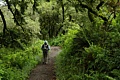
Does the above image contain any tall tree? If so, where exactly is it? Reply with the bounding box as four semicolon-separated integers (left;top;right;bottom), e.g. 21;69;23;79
56;0;65;34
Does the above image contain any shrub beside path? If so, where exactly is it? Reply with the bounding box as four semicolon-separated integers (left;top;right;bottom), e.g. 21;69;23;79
28;46;61;80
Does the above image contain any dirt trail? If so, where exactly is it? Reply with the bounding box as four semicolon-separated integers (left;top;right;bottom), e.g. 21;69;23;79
28;46;61;80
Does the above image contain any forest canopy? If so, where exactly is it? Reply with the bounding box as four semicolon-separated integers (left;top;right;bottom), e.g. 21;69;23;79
0;0;120;80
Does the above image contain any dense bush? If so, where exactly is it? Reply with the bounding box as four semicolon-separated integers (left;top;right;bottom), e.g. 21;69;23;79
50;21;80;47
56;21;120;80
0;40;43;80
0;27;36;49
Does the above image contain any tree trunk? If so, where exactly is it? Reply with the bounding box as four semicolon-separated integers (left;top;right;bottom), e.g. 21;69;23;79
62;2;65;22
56;0;65;35
46;0;50;2
0;9;7;36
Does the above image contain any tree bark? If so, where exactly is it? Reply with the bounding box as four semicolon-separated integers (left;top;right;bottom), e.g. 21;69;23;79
33;0;36;14
46;0;50;2
62;2;65;22
0;9;7;36
56;0;65;35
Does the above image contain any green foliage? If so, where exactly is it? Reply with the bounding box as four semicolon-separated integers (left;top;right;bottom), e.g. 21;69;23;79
1;0;120;80
56;12;120;79
0;40;43;80
37;1;60;39
0;27;34;49
50;22;79;47
0;5;40;49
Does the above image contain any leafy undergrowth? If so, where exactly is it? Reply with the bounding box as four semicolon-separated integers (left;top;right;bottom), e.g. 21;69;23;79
56;24;120;80
0;40;43;80
49;22;80;47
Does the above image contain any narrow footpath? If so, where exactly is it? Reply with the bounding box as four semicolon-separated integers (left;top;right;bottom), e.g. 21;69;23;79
28;46;61;80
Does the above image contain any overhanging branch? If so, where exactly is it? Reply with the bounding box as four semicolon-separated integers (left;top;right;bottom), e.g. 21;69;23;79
5;0;24;31
78;1;108;22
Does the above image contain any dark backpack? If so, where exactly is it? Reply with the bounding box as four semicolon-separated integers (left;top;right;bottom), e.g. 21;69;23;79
42;44;49;51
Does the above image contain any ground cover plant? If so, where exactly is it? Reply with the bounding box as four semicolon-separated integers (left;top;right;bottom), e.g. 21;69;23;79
0;40;43;80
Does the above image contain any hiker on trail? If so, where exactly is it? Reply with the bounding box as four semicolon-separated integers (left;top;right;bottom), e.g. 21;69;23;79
41;40;50;64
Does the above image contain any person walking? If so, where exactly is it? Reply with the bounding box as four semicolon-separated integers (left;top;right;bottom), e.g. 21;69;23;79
41;40;50;64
